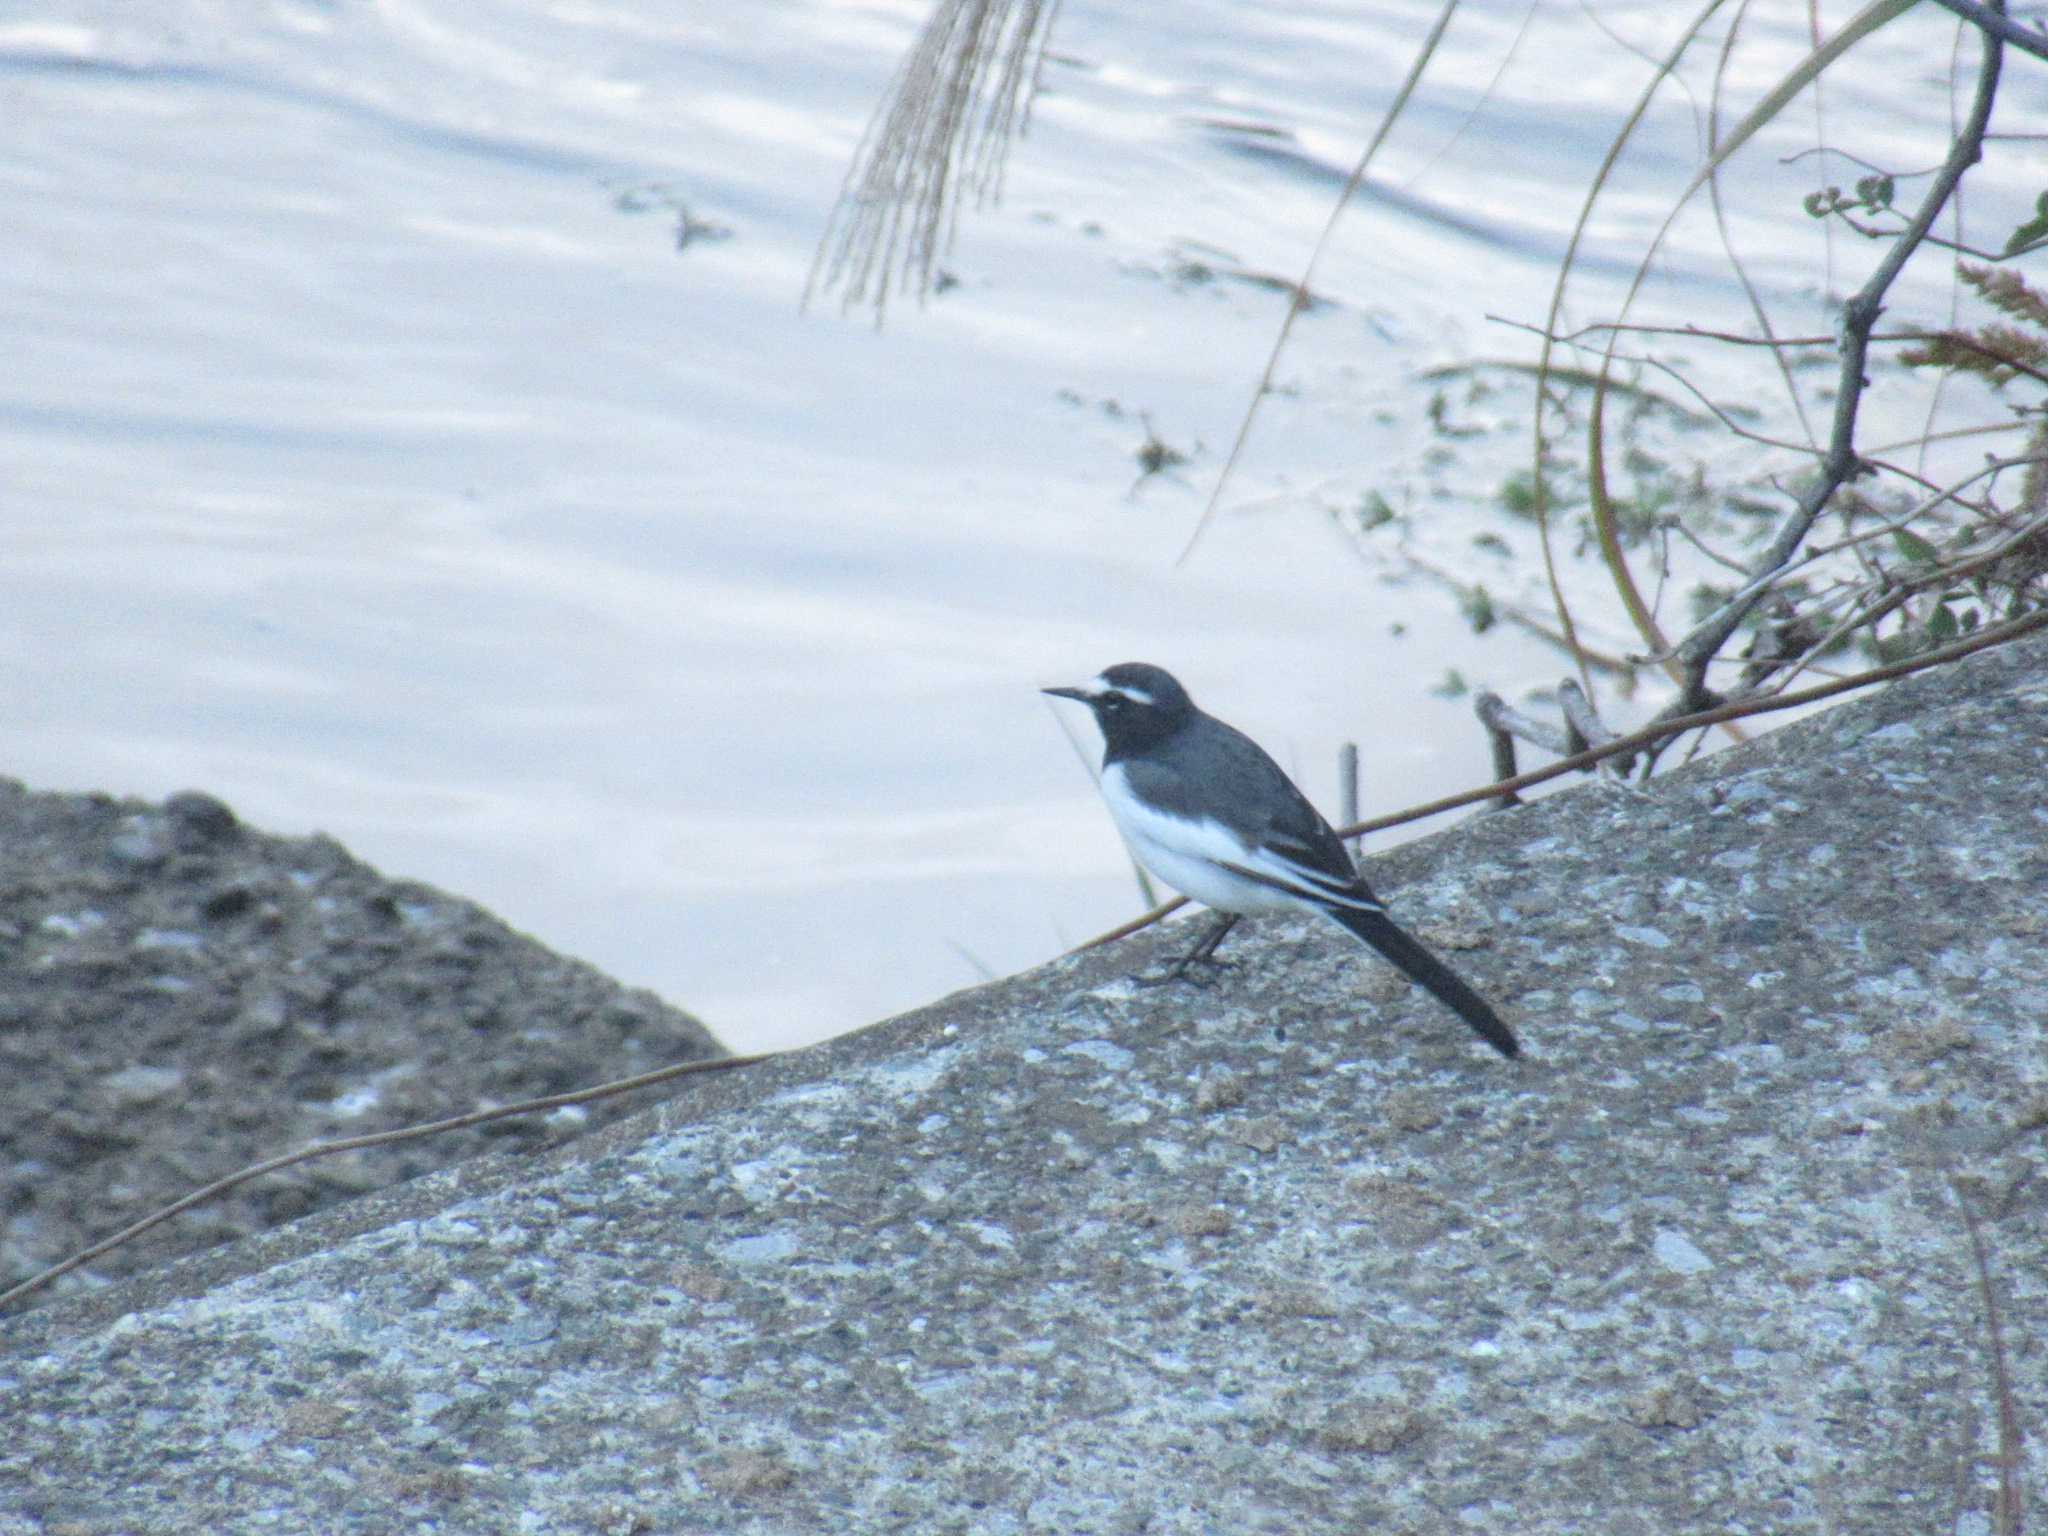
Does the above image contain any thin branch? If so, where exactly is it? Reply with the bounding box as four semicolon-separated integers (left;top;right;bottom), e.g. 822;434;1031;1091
1636;453;2042;665
1174;0;1461;565
1475;691;1574;757
1759;580;1917;696
1499;315;2048;386
1558;679;1635;774
1799;454;2045;562
1535;0;1731;695
1925;0;2048;63
1668;514;1754;574
1824;207;2048;265
1950;1178;2027;1534
1708;0;1820;446
1672;14;2007;704
1489;315;1825;453
1778;144;1948;177
0;1051;773;1314
1762;498;2048;695
1396;548;1639;676
1630;351;1823;455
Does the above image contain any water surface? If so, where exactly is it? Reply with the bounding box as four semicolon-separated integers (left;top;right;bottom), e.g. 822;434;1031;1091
3;0;2037;1046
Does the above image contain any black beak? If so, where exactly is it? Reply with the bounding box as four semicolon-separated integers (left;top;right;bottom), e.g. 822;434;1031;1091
1041;685;1093;703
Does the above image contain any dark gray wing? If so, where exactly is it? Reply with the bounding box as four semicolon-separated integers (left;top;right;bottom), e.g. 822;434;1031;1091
1132;717;1376;898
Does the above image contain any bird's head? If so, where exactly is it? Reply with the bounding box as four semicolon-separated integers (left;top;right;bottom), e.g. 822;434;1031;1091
1042;662;1195;753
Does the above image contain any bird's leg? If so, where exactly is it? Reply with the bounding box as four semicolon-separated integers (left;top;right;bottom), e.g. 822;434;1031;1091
1136;913;1242;987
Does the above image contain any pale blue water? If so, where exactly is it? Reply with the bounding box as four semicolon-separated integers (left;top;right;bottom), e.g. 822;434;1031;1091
3;1;2039;1047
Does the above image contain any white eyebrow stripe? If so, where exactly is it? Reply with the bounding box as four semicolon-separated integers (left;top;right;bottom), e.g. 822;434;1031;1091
1091;676;1157;705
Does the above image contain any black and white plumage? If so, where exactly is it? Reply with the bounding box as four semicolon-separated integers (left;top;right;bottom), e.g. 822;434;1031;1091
1045;662;1518;1059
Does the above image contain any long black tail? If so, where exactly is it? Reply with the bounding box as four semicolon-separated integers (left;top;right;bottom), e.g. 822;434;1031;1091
1324;906;1519;1058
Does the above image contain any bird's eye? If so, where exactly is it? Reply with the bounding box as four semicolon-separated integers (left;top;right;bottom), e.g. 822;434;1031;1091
1101;695;1123;711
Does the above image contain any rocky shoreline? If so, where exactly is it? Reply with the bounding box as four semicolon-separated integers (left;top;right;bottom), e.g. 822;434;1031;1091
0;781;722;1298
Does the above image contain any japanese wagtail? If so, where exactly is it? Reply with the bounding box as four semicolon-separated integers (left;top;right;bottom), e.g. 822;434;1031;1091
1044;662;1518;1058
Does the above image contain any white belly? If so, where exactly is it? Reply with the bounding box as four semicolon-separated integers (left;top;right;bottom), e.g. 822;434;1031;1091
1100;762;1304;916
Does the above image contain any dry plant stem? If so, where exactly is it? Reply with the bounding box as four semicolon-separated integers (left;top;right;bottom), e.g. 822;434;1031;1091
1075;605;2048;954
1951;1178;2028;1535
1396;549;1637;676
1476;699;1524;806
1927;0;2048;62
1797;454;2043;563
1523;319;2048;388
0;1051;773;1314
805;0;1060;322
1173;0;1460;566
1672;13;2006;707
1398;0;1542;188
1643;452;2046;676
1532;0;1731;695
1475;691;1574;757
1762;499;2048;697
1477;682;1634;784
1558;679;1634;774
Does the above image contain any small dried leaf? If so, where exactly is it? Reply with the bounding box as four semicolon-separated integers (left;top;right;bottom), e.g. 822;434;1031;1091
1892;528;1939;564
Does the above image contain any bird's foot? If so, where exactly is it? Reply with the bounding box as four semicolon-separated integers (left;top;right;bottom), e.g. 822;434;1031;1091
1132;955;1237;990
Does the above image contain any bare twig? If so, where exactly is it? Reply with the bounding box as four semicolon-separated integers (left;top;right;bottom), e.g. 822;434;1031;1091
1629;349;1823;456
1558;679;1636;775
1534;0;1731;694
1338;742;1361;843
1761;497;2048;695
1925;0;2048;63
1668;514;1754;574
1475;691;1574;757
1635;453;2047;676
1797;455;2044;563
1396;548;1640;677
1950;1177;2027;1534
1174;0;1461;565
0;1051;773;1314
1499;317;2048;392
1672;13;2007;706
1474;695;1525;805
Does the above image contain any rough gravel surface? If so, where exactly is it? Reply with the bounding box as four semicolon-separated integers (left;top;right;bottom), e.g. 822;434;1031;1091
1;634;2044;1535
0;781;722;1297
